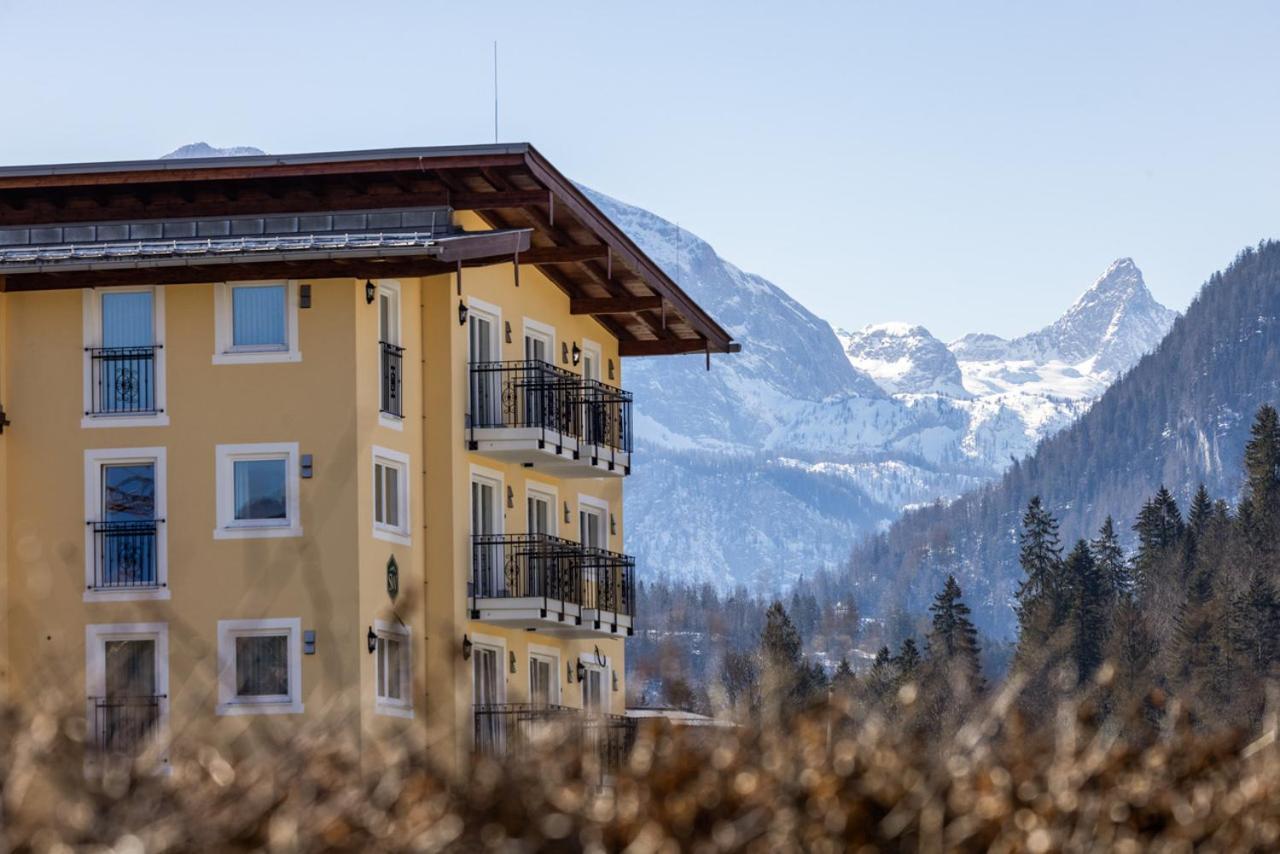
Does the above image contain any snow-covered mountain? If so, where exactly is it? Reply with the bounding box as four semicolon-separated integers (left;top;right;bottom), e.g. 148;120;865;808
836;323;969;397
589;188;1177;591
161;142;266;159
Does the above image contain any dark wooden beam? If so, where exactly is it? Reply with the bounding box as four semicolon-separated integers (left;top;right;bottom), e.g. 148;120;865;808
619;337;714;357
570;296;663;315
519;245;610;264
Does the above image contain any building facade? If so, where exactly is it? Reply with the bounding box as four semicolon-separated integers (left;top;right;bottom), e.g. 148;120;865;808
0;145;735;766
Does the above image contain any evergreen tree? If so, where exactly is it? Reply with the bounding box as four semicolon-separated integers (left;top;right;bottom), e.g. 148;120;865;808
1188;484;1214;535
1063;539;1108;685
865;646;895;705
760;600;802;673
1245;404;1280;516
925;575;984;686
1132;486;1184;595
894;637;921;684
1015;497;1066;649
832;657;857;696
1090;516;1130;601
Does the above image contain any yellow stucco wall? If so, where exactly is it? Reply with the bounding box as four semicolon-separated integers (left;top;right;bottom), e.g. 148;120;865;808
0;221;630;761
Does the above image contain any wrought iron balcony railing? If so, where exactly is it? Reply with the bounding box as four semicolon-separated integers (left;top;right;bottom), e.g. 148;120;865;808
468;359;583;441
581;378;634;458
473;703;637;778
86;346;161;416
380;341;404;418
471;533;583;605
88;519;162;590
580;546;637;619
90;694;163;755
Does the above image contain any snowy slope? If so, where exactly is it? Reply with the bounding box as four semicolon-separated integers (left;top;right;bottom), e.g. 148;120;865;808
590;186;1176;591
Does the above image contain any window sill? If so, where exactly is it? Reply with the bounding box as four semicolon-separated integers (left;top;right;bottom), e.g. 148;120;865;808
214;525;303;540
378;412;405;431
375;702;415;720
212;350;302;366
216;700;303;716
81;413;170;429
373;527;412;547
84;587;171;603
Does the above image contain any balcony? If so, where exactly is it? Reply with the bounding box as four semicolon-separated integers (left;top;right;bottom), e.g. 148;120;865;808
380;341;404;418
88;520;163;591
86;346;161;416
90;694;163;755
473;703;637;779
469;534;635;637
467;360;632;477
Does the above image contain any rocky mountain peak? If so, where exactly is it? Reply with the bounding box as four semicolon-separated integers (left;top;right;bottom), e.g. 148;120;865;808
837;322;969;397
161;142;266;159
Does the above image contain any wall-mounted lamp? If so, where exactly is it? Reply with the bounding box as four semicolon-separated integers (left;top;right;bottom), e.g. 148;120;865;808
594;645;606;667
610;513;617;536
462;634;473;660
366;626;377;654
365;280;376;304
561;342;570;365
608;359;615;381
612;671;619;692
506;486;514;509
564;501;571;525
509;651;518;674
576;660;588;683
567;661;574;683
504;320;512;344
571;343;582;366
458;301;469;327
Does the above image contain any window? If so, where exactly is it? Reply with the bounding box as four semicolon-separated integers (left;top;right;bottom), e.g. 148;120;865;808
372;446;411;544
213;281;301;364
85;622;169;757
374;620;412;718
529;646;560;706
377;281;404;425
84;447;168;600
82;287;168;427
215;443;301;539
217;618;302;715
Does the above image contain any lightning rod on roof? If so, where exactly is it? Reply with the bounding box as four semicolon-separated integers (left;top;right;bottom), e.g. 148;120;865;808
493;41;499;143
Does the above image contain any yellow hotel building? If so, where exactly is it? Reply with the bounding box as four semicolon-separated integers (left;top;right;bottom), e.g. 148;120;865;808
0;145;735;766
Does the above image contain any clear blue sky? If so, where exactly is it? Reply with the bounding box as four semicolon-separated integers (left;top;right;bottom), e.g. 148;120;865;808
2;0;1278;340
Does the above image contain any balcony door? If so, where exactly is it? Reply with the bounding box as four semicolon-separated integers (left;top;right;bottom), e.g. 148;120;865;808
98;290;156;414
523;322;555;431
86;623;167;757
99;461;157;587
471;473;502;597
468;306;500;427
580;505;605;550
472;641;504;754
378;283;403;418
527;487;557;599
582;663;606;717
529;652;558;706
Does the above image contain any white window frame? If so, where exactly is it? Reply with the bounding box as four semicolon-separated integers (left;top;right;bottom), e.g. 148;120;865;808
578;493;611;549
216;617;303;715
467;297;503;363
212;280;302;365
526;481;559;536
579;651;611;716
372;445;411;545
522;317;556;364
84;447;169;602
581;338;603;381
377;280;405;431
85;622;170;760
81;286;169;429
528;643;562;706
469;464;506;537
469;632;508;705
373;619;413;718
214;442;302;539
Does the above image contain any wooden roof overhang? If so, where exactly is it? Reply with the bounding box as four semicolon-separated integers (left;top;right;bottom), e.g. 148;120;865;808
0;144;737;358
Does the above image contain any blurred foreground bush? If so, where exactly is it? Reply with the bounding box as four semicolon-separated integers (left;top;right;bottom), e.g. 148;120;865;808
4;683;1280;853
